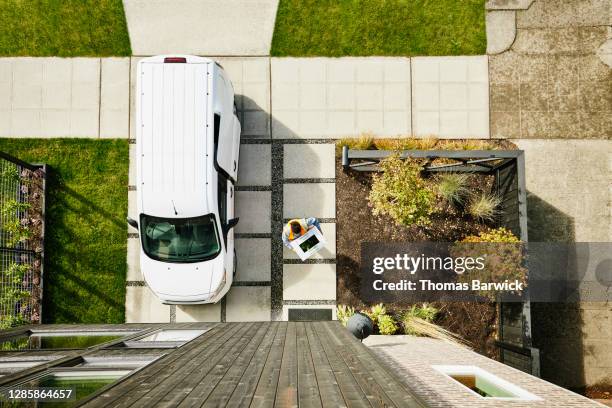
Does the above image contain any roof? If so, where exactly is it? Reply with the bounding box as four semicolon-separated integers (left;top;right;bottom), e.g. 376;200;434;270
137;58;213;218
80;322;425;407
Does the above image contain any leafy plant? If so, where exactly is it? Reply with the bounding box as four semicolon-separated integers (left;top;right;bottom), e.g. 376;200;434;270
467;192;501;222
436;173;470;206
336;304;356;326
452;228;526;301
369;155;435;226
377;315;398;335
0;263;32;329
404;304;439;322
364;303;387;325
1;199;32;246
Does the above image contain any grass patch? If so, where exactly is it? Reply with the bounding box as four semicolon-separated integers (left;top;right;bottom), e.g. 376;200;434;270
0;139;128;323
271;0;486;57
0;0;131;56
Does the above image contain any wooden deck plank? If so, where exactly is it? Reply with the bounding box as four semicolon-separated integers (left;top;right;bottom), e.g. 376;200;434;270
176;322;270;408
304;323;347;408
320;322;396;408
250;322;288;408
274;321;298;408
202;322;276;408
82;324;232;408
128;323;248;407
326;322;424;408
312;323;371;408
296;323;323;408
225;322;280;408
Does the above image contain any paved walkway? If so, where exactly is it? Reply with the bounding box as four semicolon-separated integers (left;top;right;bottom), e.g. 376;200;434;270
0;57;129;138
122;0;279;56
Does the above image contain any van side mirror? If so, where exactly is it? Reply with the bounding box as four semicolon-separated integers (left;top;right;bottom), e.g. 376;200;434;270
127;217;139;230
225;218;239;232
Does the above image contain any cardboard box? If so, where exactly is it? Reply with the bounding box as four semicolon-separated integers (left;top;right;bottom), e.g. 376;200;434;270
290;228;326;261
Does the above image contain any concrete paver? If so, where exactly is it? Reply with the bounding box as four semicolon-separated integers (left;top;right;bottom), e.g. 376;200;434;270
283;223;336;260
123;0;279;56
283;183;336;219
412;56;489;138
283;143;336;179
225;286;271;321
237;143;271;186
281;305;336;321
486;10;517;54
235;238;271;282
100;58;130;138
175;303;221;323
283;264;336;301
216;57;271;138
125;286;170;323
235;191;271;233
0;58;102;138
271;57;411;138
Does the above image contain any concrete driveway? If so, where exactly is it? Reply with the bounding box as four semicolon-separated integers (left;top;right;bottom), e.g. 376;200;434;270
122;0;279;56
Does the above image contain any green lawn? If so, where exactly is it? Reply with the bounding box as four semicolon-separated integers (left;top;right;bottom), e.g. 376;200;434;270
271;0;486;57
0;139;128;323
0;0;131;56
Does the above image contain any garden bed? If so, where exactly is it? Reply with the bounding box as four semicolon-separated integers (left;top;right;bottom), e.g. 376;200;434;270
335;138;520;358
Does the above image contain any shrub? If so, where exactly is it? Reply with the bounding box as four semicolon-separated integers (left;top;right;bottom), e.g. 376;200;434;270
369;155;435;226
452;228;526;301
404;304;439;322
336;304;355;326
468;192;501;222
377;314;399;335
364;303;387;325
436;174;470;206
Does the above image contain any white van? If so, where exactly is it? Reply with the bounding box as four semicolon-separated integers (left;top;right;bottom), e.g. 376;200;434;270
127;55;241;304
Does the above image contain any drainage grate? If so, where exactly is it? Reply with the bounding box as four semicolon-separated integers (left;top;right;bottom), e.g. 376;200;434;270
288;308;333;321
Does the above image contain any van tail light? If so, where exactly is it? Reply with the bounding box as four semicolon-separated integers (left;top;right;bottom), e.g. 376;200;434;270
164;57;187;63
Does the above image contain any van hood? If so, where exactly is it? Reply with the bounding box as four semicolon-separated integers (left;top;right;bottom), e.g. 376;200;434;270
140;250;225;301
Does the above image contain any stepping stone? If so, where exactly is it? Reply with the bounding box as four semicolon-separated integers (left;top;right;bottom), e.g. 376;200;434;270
238;143;271;186
283;183;335;219
226;286;271;321
125;286;170;323
235;191;271;233
283;144;336;179
175;303;221;323
235;238;271;282
412;56;489;138
283;223;336;260
283;264;336;301
485;0;534;10
486;11;517;55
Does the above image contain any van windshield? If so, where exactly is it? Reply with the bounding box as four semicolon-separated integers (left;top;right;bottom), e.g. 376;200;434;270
140;214;221;263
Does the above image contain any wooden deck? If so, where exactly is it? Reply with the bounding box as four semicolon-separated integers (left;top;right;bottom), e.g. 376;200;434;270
82;322;426;408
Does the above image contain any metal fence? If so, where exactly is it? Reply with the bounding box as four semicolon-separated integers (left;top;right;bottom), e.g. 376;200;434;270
0;152;46;328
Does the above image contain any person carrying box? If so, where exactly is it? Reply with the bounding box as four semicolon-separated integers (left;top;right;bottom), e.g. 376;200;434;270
282;217;322;249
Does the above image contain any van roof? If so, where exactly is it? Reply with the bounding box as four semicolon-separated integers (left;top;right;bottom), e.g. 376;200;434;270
137;56;216;218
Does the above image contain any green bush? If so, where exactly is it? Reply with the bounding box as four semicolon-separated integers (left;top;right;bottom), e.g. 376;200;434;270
336;304;356;326
468;192;501;222
404;304;439;322
452;228;526;301
436;173;470;206
377;314;399;335
369;155;435;226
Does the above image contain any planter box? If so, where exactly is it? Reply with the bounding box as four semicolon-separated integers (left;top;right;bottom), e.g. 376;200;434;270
290;228;327;261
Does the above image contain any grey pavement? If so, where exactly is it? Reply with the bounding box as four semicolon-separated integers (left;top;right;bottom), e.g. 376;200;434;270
122;0;279;56
0;57;129;138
